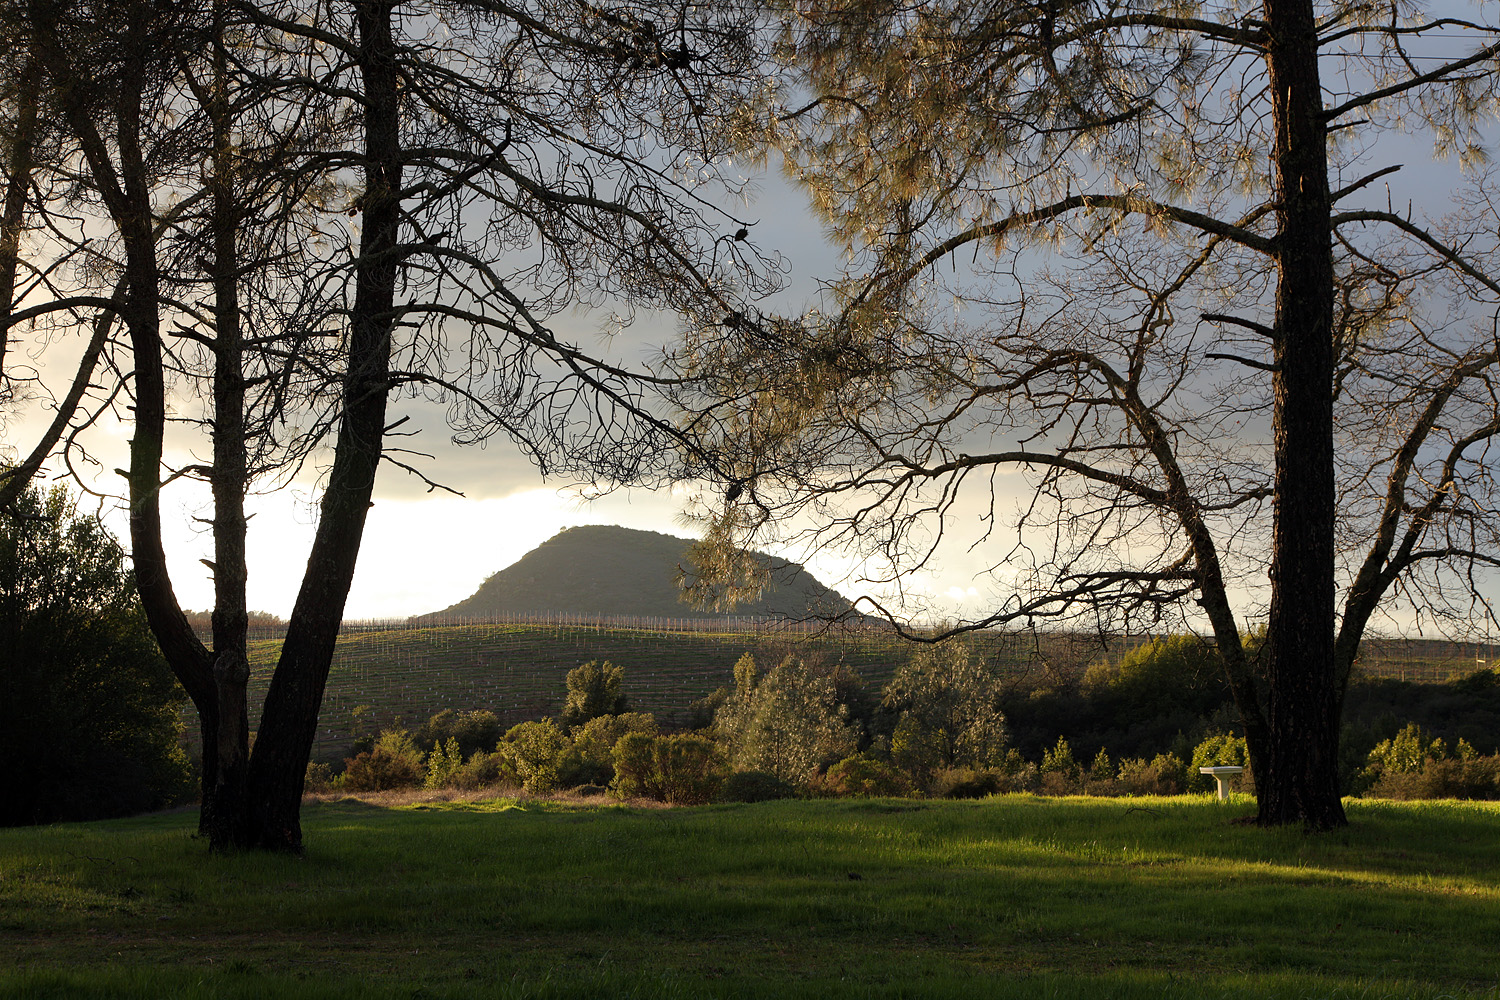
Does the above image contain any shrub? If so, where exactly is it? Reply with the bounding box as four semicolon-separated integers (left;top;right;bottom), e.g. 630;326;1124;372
1116;753;1188;796
612;731;660;799
825;754;911;797
1084;749;1118;795
424;737;465;789
931;768;1005;799
304;761;338;794
451;749;507;791
498;720;568;793
881;641;1009;782
718;770;797;803
342;730;426;791
1364;722;1438;777
570;784;609;797
714;655;861;786
415;709;501;761
889;715;945;790
560;660;628;728
1364;755;1500;800
1041;737;1082;780
564;712;658;786
1189;733;1252;793
653;734;725;805
1358;723;1500;800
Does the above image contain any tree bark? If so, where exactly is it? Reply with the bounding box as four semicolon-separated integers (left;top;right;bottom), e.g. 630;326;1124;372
202;0;254;850
1260;0;1346;828
244;0;401;852
0;53;40;387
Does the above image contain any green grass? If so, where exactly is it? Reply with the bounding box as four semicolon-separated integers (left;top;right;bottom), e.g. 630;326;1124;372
3;795;1498;999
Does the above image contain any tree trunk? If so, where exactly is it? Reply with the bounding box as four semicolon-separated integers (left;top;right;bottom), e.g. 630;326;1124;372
39;5;228;839
0;53;40;386
243;0;401;852
203;0;254;851
1259;0;1346;829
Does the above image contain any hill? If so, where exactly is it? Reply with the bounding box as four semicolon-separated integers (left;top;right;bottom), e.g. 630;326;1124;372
415;524;860;622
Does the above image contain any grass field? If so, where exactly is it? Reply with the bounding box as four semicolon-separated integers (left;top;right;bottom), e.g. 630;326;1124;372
3;794;1498;999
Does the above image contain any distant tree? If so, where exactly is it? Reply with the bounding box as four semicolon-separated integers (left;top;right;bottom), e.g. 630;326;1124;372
0;484;189;825
714;655;861;785
880;642;1008;785
560;661;630;728
415;709;501;760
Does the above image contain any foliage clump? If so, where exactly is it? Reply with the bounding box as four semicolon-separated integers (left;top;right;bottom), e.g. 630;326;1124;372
341;731;427;792
0;485;191;825
1356;723;1500;800
560;660;629;728
718;770;797;803
714;654;862;786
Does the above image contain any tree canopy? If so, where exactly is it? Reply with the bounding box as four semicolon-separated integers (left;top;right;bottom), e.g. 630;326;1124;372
677;0;1500;827
1;0;775;850
0;483;189;826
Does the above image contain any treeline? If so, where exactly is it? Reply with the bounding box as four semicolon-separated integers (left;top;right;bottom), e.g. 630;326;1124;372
309;637;1500;804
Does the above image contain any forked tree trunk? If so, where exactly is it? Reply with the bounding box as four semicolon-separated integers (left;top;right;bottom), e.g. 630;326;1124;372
1259;0;1346;829
243;0;401;852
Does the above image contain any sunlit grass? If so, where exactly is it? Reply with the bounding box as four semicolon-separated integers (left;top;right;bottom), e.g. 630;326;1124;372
3;795;1497;998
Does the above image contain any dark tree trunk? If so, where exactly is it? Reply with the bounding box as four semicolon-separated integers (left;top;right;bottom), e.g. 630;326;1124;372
38;5;224;836
203;1;254;851
1259;0;1346;829
243;0;402;852
0;53;40;386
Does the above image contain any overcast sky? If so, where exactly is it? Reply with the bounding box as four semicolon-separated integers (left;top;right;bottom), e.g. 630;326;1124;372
4;164;1006;622
7;57;1497;632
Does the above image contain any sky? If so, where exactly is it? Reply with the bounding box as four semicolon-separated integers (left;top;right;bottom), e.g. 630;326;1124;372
3;165;1002;623
7;25;1499;632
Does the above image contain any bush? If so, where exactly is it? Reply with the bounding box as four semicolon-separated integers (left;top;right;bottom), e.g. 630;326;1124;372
1364;755;1500;800
714;655;861;786
1040;737;1083;793
424;737;465;789
718;770;797;803
1189;733;1252;793
414;709;501;761
563;712;658;786
881;641;1009;783
560;660;628;728
498;720;568;793
931;768;1005;799
1116;753;1188;796
1358;723;1500;800
653;734;725;805
304;761;338;794
1083;749;1118;795
612;731;659;799
824;754;911;797
342;730;426;791
451;749;507;791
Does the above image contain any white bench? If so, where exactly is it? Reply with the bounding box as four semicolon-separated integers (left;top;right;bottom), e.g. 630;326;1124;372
1199;765;1245;801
